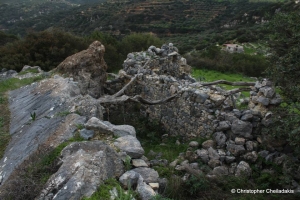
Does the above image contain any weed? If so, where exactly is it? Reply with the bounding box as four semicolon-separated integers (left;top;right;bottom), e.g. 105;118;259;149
18;68;40;75
0;95;5;104
83;178;137;200
75;123;85;130
124;155;132;171
55;110;71;117
185;175;210;196
30;112;37;121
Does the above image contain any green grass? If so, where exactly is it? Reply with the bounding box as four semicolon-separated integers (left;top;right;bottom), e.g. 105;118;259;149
0;76;44;93
18;68;40;75
55;110;71;117
83;178;137;200
192;68;255;97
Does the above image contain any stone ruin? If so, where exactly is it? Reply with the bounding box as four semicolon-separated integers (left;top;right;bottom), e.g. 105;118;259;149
1;41;299;200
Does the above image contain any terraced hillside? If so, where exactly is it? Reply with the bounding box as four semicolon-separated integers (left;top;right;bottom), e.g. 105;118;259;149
0;0;294;36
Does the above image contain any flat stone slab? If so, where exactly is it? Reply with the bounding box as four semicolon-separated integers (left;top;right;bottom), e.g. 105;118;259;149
132;159;148;167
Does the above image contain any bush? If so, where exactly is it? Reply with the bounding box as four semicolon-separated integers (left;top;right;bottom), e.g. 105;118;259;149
0;29;88;72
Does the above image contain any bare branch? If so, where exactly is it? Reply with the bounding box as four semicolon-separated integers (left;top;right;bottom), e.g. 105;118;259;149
131;93;179;105
98;93;180;105
201;80;255;87
112;74;140;98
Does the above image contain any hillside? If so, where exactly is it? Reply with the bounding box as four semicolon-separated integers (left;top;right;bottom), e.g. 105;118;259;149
0;0;294;36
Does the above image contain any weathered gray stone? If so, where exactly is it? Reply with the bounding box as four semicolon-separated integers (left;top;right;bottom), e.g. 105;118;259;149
136;176;156;200
259;87;275;98
235;161;252;177
213;132;227;148
0;77;87;186
57;41;107;98
132;167;159;184
257;96;269;106
209;93;226;105
114;135;145;158
196;149;209;163
270;94;282;105
195;92;209;104
132;159;148;167
150;159;168;167
243;151;258;163
189;141;199;148
208;159;220;168
119;170;140;189
226;143;245;156
79;128;94;140
231;119;253;139
202;140;215;149
37;141;124;200
103;121;136;137
241;113;253;121
85;117;113;133
216;121;231;131
212;166;229;176
245;141;254;151
148;183;159;190
235;137;245;145
225;156;236;164
208;147;220;160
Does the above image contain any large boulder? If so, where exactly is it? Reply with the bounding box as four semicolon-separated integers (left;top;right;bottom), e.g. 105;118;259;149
0;76;89;187
36;141;124;200
57;41;107;98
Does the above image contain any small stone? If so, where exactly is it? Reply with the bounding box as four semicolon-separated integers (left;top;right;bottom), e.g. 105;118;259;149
243;151;258;163
216;121;231;131
148;183;159;190
245;141;254;151
225;156;236;164
208;159;220;168
169;159;179;167
202;140;215;149
79;129;94;140
189;141;199;148
212;166;229;176
196;149;209;163
208;147;220;160
235;161;252;177
235;137;245;145
175;140;181;145
132;159;148;167
213;132;227;148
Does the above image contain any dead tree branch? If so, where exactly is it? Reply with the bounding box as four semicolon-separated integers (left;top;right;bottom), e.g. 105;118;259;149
112;74;140;98
201;80;255;87
99;93;179;105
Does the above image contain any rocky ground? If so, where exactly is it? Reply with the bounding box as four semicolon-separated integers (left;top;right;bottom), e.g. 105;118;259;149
0;41;299;200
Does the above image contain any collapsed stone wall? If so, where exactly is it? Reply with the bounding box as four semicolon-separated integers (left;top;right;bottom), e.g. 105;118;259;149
110;44;282;142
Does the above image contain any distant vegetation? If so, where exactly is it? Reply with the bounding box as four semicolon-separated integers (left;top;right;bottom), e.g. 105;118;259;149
185;45;269;77
0;29;163;72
